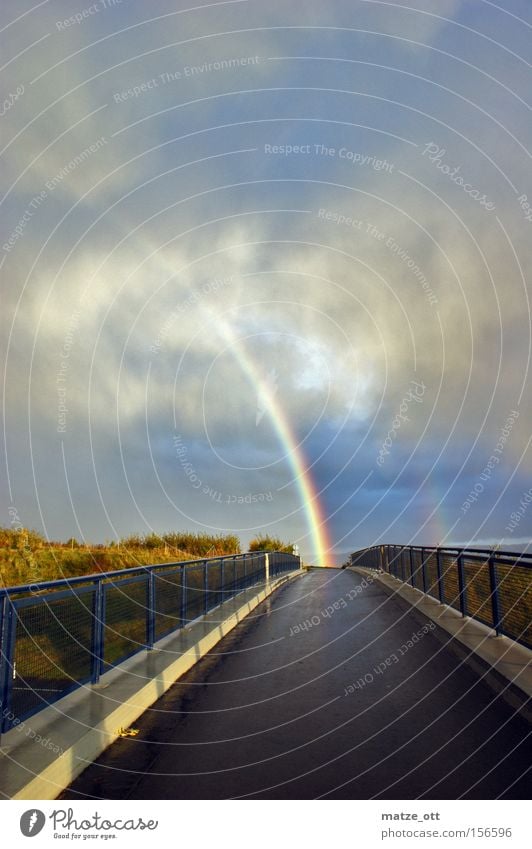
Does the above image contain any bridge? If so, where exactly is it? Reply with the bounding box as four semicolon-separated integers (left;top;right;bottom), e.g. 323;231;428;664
0;547;530;799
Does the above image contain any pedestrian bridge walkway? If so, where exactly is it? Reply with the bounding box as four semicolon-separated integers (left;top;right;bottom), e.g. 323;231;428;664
60;568;530;800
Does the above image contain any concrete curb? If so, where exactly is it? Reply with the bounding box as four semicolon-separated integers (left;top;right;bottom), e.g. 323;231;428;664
348;567;532;718
0;571;301;800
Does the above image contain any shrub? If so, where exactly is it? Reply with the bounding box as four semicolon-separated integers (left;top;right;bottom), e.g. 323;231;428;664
249;535;293;553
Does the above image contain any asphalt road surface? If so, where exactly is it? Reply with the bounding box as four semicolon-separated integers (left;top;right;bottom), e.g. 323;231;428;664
62;569;531;800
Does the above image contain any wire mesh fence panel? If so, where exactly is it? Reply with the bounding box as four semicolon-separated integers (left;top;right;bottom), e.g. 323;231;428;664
424;551;439;596
222;558;236;597
235;557;246;590
392;549;401;578
282;553;295;573
462;558;493;628
184;564;205;622
352;548;374;569
389;548;401;578
269;552;280;576
249;554;265;585
440;554;460;610
352;549;370;569
496;563;532;647
397;549;405;580
244;555;255;585
10;588;94;722
259;554;266;581
399;549;408;582
207;561;222;610
103;577;148;668
400;549;407;581
0;549;306;730
397;548;405;578
412;550;424;591
153;567;183;641
242;555;252;584
348;546;531;648
390;547;401;578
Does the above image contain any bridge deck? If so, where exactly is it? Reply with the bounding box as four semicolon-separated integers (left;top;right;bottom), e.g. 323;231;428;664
62;569;531;799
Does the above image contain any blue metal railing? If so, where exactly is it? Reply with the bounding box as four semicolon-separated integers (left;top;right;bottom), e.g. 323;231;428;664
346;545;531;649
0;550;300;733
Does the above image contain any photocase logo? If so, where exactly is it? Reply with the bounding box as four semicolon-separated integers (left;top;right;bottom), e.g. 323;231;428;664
20;810;46;837
256;368;279;426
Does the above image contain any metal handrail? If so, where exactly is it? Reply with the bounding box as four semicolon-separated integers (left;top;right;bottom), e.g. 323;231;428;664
0;550;270;598
347;544;531;649
357;544;532;563
0;550;301;733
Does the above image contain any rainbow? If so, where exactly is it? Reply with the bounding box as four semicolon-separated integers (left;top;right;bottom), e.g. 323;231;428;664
210;314;332;566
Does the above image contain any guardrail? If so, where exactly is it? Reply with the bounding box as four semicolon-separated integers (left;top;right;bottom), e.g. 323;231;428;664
347;545;531;649
0;550;300;733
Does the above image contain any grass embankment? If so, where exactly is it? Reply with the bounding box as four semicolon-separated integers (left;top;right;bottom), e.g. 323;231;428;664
2;528;294;690
0;527;241;587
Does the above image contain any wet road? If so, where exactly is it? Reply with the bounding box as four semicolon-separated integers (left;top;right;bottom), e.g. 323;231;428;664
63;569;531;799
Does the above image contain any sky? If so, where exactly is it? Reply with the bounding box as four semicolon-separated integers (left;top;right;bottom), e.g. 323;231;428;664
1;0;531;564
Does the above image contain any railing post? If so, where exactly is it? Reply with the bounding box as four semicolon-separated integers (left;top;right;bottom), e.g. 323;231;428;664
436;548;444;604
0;596;16;734
489;555;502;635
180;565;187;626
220;558;225;605
265;552;270;584
244;554;247;588
409;548;415;587
457;554;466;617
91;578;105;685
146;570;155;650
204;561;209;615
421;548;427;593
0;595;7;731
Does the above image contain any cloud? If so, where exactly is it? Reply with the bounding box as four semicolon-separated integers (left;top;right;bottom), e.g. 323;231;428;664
2;0;530;555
